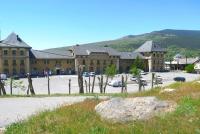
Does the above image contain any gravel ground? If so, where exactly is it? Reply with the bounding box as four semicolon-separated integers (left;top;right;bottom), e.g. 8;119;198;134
0;96;108;129
3;71;200;95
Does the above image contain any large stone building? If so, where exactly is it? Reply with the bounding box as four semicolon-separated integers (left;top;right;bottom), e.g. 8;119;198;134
0;33;31;76
135;41;166;72
0;33;166;76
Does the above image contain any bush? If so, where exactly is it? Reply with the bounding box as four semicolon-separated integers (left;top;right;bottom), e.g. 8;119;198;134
185;64;194;73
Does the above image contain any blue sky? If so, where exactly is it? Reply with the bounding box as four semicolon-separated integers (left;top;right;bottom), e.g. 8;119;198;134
0;0;199;50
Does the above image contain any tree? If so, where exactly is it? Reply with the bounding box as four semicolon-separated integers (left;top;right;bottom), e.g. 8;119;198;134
0;80;6;95
27;74;35;95
78;66;84;94
103;64;117;93
132;56;144;70
130;66;142;92
91;75;95;93
185;64;194;73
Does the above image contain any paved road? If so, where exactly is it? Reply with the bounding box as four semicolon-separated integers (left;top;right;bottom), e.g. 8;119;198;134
0;96;108;129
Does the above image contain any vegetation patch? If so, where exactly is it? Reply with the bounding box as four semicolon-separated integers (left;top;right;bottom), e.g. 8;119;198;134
5;81;200;134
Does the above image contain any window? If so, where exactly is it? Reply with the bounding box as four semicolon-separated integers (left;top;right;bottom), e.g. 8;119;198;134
20;50;24;56
44;60;49;64
82;59;85;65
13;60;17;66
3;68;9;74
56;60;61;64
67;60;69;64
103;60;106;65
97;60;100;65
20;68;25;74
90;60;94;65
13;68;17;75
12;50;16;55
110;60;113;64
3;50;8;55
4;60;8;66
20;60;25;65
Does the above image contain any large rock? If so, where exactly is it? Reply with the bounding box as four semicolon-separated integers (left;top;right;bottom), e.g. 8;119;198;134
95;97;176;123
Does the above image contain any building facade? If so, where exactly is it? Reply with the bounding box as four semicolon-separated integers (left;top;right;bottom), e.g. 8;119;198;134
0;33;31;76
0;33;166;76
135;41;166;72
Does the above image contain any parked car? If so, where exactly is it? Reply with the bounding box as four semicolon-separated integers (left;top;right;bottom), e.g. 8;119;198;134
174;77;186;82
89;72;96;76
108;80;124;87
82;72;89;77
130;76;137;81
12;75;20;80
19;74;27;78
136;79;148;86
141;79;148;86
140;72;148;75
0;74;7;80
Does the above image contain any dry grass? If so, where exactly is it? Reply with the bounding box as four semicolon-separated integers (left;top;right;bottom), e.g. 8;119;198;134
5;81;200;134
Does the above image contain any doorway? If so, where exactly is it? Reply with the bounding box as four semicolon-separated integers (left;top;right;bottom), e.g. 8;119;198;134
56;69;61;75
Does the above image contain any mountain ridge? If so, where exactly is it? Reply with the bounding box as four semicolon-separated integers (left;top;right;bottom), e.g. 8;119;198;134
44;29;200;59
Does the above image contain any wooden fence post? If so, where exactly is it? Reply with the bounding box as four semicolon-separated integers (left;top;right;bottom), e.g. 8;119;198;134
47;74;50;95
89;76;91;93
121;75;124;93
0;80;6;95
78;66;84;94
69;78;71;95
151;73;155;89
27;73;35;95
91;75;95;93
85;80;88;93
125;75;128;92
10;77;13;95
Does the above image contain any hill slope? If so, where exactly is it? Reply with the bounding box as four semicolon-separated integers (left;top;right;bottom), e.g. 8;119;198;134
82;29;200;59
45;29;200;60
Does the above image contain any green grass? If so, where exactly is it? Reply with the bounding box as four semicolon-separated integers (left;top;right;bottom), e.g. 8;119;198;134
5;81;200;134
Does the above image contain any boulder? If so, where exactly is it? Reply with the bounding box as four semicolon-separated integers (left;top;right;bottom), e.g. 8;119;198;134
95;97;176;123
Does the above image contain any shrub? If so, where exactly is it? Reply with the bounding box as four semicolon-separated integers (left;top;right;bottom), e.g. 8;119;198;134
185;64;194;73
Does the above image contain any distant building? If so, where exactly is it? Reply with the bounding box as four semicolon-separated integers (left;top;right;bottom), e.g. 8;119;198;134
0;33;166;76
165;55;199;70
194;59;200;73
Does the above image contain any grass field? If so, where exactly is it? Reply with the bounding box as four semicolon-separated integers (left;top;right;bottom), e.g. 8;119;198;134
5;81;200;134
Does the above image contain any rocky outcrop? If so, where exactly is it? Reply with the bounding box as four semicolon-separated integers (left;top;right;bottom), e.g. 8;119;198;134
95;97;176;123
